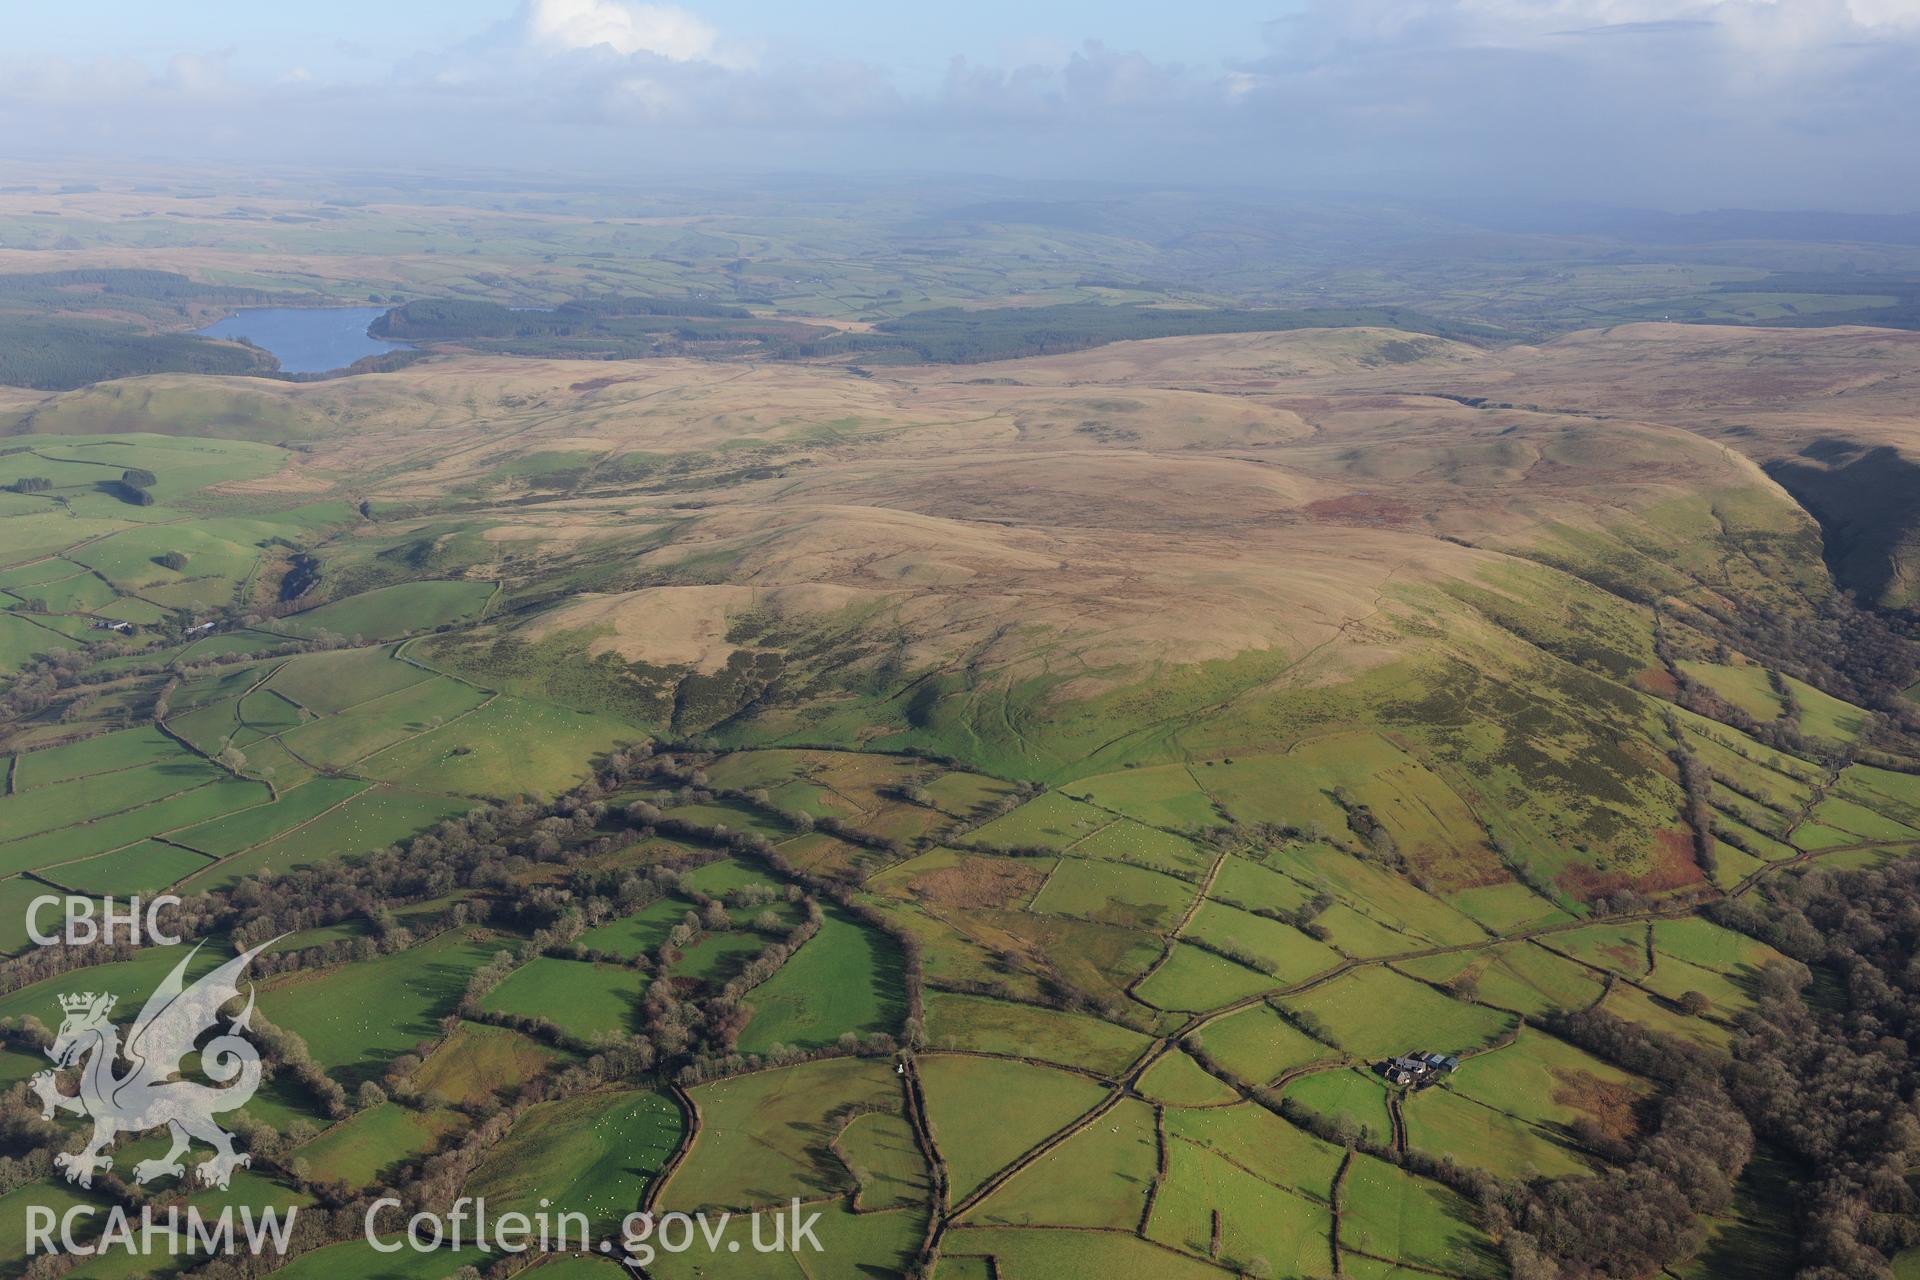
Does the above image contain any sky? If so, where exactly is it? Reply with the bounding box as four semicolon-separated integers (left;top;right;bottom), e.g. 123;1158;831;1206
5;0;1920;210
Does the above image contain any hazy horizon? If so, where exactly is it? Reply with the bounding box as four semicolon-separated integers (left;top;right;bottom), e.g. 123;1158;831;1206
7;0;1920;212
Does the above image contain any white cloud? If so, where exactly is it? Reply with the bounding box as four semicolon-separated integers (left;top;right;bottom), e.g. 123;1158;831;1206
526;0;739;65
1;0;1918;207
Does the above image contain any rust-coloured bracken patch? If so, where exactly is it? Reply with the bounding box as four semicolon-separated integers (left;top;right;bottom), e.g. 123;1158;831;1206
1553;1070;1644;1145
909;855;1049;910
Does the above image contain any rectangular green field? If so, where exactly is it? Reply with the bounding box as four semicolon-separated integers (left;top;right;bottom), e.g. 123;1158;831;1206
1072;763;1222;831
296;1102;465;1189
417;1020;568;1108
266;645;432;714
1340;1152;1500;1277
1069;817;1214;876
0;613;82;674
1447;1028;1647;1131
1186;900;1342;981
578;894;699;959
1541;921;1650;976
42;839;213;895
920;769;1022;819
0;777;270;877
259;927;500;1084
735;907;905;1053
359;695;636;799
924;991;1151;1076
1165;1099;1345;1198
942;1227;1228;1280
275;677;489;768
1807;795;1919;840
918;1054;1108;1203
1031;858;1196;932
1279;967;1514;1060
1209;853;1319;915
1134;941;1277;1011
672;928;768;984
1281;1068;1393;1141
275;579;495;641
1190;1001;1338;1085
1282;843;1487;947
464;1089;682;1231
481;956;641;1041
968;1096;1158;1229
1402;1084;1590;1179
168;776;368;855
669;1056;903;1212
199;786;470;888
11;724;185;788
0;756;221;842
1392;942;1605;1018
1445;882;1572;933
1677;661;1783;721
1147;1136;1336;1276
969;790;1113;850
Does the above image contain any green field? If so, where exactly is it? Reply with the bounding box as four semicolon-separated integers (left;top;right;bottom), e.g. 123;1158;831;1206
1283;1068;1393;1141
1137;1048;1239;1105
1185;900;1343;980
169;775;369;855
260;928;500;1082
465;1089;682;1229
840;1108;932;1211
967;1096;1158;1229
1135;941;1279;1010
736;907;906;1053
1343;1152;1501;1275
201;785;470;886
275;580;495;641
417;1021;567;1106
0;756;220;842
1148;1135;1335;1275
1190;1001;1339;1085
941;1228;1228;1280
0;776;271;876
43;837;213;894
11;724;184;788
919;1055;1108;1201
482;956;640;1041
296;1102;465;1188
268;645;433;713
667;1057;901;1212
1280;967;1514;1059
1030;858;1196;931
970;791;1113;850
923;992;1151;1076
262;1238;492;1280
1403;1082;1591;1178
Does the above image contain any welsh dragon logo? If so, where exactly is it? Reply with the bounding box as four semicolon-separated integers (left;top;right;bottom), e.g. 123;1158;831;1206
29;941;272;1191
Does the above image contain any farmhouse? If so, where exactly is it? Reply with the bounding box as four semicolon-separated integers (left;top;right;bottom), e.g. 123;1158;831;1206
1377;1050;1461;1088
